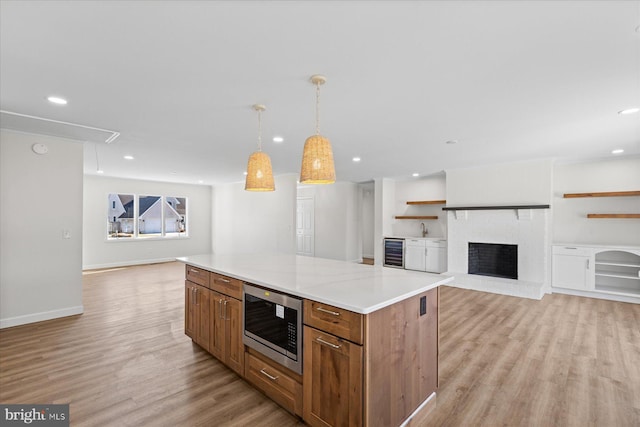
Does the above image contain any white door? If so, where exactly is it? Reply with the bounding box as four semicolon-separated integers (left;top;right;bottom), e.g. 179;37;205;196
296;197;314;256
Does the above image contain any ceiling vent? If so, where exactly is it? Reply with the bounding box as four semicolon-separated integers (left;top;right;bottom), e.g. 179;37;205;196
0;110;120;144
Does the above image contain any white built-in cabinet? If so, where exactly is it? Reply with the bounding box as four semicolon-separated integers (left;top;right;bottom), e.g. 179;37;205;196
426;240;447;273
552;244;640;299
405;239;447;273
405;239;426;271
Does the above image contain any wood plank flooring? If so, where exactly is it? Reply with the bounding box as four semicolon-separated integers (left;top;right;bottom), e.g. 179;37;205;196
1;261;639;426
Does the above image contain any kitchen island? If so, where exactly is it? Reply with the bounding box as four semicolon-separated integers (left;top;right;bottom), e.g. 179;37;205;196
178;253;453;426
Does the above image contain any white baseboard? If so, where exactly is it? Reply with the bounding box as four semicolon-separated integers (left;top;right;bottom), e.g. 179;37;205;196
83;257;175;271
443;272;545;300
551;287;640;304
0;305;84;329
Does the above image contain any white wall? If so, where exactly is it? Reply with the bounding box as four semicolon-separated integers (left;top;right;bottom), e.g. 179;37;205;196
359;182;375;258
446;159;553;205
1;130;83;328
298;181;360;262
83;175;212;269
553;157;640;246
392;174;447;238
374;178;396;265
213;174;296;255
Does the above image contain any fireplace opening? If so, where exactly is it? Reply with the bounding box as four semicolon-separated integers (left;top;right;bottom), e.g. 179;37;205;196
468;242;518;280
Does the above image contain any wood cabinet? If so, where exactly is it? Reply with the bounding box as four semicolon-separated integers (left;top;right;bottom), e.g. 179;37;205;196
183;261;442;426
184;264;244;376
184;281;211;351
245;348;303;416
303;289;438;427
303;325;363;427
210;289;244;376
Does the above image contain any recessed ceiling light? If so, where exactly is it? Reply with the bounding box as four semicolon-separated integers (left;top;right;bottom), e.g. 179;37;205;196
445;140;458;145
611;149;624;154
352;157;361;162
123;155;134;160
198;180;204;184
618;107;639;115
243;171;248;176
412;173;419;177
97;169;104;174
273;136;284;143
47;96;67;105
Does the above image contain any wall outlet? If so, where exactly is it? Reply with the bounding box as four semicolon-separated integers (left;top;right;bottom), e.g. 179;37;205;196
63;230;71;239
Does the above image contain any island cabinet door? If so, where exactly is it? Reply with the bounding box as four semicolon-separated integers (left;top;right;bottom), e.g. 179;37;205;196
224;296;244;376
303;325;363;427
185;282;196;339
209;290;225;361
195;286;210;352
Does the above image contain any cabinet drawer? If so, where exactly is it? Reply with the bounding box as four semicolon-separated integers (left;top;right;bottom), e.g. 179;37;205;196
185;265;210;288
245;351;303;416
553;246;592;257
304;300;363;345
210;272;243;299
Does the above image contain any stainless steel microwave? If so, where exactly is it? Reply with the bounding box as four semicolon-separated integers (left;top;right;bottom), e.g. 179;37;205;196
242;283;303;374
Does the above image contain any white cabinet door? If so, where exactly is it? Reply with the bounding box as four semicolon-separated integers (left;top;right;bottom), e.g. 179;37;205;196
405;244;426;271
552;254;590;290
426;247;447;273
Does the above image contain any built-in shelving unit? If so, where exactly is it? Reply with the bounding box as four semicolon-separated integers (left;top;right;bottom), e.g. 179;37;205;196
562;190;640;219
397;199;443;219
594;250;640;296
394;215;438;220
406;200;446;205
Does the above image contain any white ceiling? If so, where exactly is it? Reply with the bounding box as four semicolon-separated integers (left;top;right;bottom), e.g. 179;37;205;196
1;1;639;186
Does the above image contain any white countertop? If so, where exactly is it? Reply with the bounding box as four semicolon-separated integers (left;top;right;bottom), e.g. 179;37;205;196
177;253;453;314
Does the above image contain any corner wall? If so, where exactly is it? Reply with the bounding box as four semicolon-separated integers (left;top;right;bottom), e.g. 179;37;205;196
1;130;83;328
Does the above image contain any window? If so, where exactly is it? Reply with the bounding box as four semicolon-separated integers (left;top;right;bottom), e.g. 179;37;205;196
107;194;188;240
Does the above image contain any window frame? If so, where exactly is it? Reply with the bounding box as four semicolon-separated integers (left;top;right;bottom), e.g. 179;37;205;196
106;194;189;241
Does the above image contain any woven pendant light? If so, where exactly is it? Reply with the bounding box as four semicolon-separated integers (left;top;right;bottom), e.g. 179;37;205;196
300;75;336;184
245;104;275;191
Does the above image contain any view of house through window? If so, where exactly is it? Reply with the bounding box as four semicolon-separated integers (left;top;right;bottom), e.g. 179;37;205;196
107;194;187;239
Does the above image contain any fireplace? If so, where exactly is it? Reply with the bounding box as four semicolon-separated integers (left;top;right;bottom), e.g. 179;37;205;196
468;242;518;280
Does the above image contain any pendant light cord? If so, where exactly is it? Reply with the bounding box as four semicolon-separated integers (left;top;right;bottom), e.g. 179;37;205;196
257;108;262;151
316;81;321;135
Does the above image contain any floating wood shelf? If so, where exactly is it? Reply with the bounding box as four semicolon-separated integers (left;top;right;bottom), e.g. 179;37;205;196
563;191;640;198
406;200;446;205
395;215;439;220
587;214;640;219
442;205;550;211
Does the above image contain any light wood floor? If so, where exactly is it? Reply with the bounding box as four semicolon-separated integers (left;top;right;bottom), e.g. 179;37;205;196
1;262;638;426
